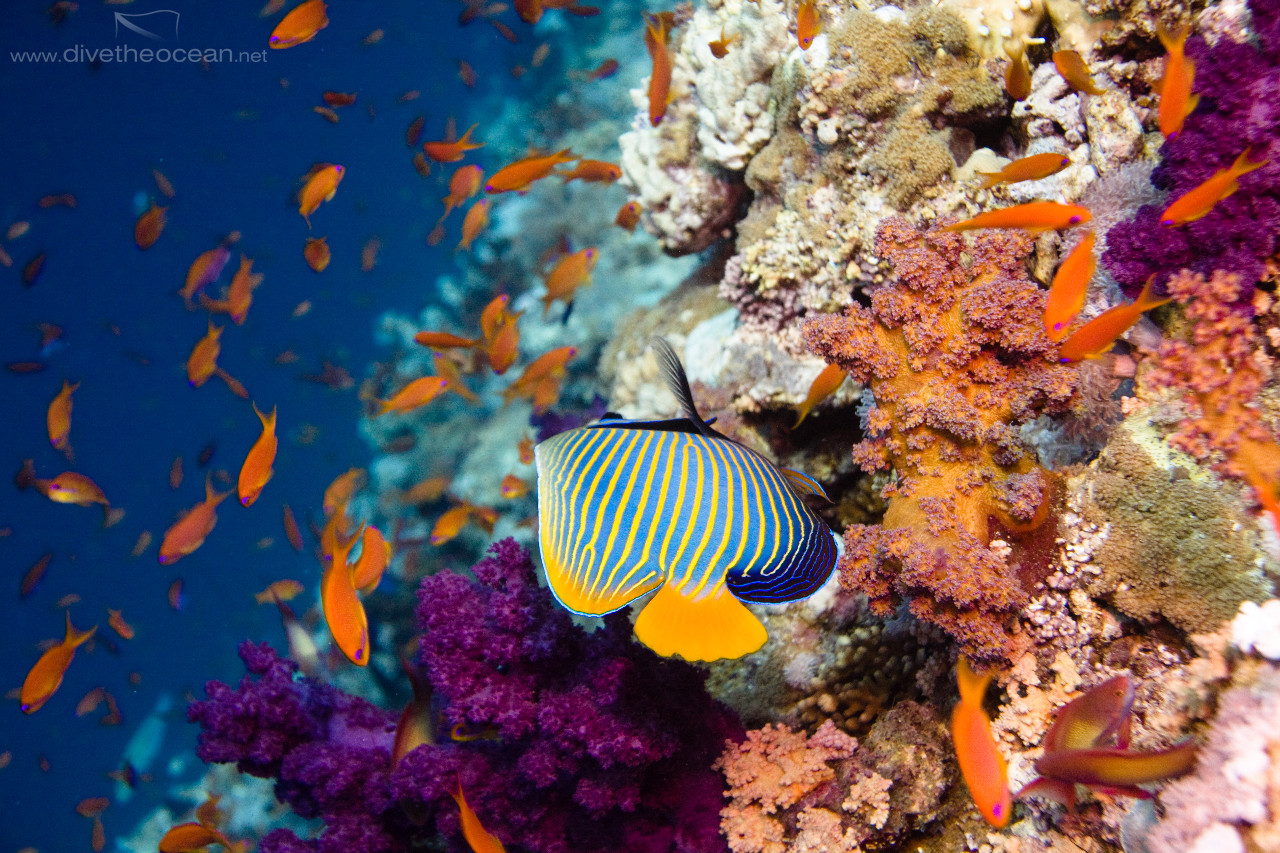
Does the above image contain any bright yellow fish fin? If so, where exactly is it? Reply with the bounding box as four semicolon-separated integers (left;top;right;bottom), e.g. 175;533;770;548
633;582;767;662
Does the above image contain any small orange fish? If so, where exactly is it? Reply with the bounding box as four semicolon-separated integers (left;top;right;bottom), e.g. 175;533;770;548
503;345;577;407
401;474;451;504
159;476;230;564
32;468;110;508
158;823;232;853
77;797;110;818
452;783;507;853
1043;232;1096;342
21;612;96;713
298;163;345;227
793;363;846;427
708;25;739;58
46;379;79;453
431;502;475;546
376;376;450;416
282;503;305;551
255;579;304;604
361;237;381;272
107;608;135;640
485;149;577;194
412;152;432;178
352;525;391;591
485;310;521;375
976;152;1071;189
518;435;535;464
1160;149;1267;226
542;247;597;316
323;467;365;516
153;168;177;198
614;201;642;232
20;552;52;599
1052;50;1106;95
515;0;543;24
168;579;184;610
1157;25;1198;139
321;531;369;666
131;531;153;558
423;124;484;163
1057;275;1172;362
314;105;340;124
269;0;329;48
392;663;436;765
499;473;529;499
458;198;490;251
587;58;619;80
797;1;821;49
1005;42;1031;101
304;236;331;272
415;330;480;349
434;352;480;403
458;59;477;88
224;255;262;325
21;252;45;287
480;293;514;341
134;201;167;250
440;166;483;222
406;116;426;147
951;657;1012;828
532;43;551;68
323;90;357;107
238;403;278;507
557;160;622;184
644;12;675;126
181;234;237;309
944;202;1091;234
187;320;223;388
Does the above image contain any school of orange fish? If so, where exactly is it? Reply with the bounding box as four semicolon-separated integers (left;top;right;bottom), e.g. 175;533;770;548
9;1;1252;847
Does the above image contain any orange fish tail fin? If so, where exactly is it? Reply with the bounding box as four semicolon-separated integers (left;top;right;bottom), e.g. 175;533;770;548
1233;148;1269;176
634;583;768;662
64;612;98;648
1156;23;1189;53
254;402;278;432
1133;275;1174;312
956;655;993;707
975;171;1001;190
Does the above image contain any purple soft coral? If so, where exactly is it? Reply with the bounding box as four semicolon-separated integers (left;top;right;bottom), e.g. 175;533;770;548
1104;0;1280;292
189;540;739;853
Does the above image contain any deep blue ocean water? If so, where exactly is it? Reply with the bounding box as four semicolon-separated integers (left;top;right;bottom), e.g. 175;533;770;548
0;2;544;847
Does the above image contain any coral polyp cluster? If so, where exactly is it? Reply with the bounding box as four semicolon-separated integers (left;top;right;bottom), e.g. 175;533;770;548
805;217;1077;657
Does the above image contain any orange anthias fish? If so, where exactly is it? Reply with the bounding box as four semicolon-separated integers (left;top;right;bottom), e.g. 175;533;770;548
376;376;450;416
944;202;1091;234
1057;275;1172;362
951;657;1012;828
46;379;79;453
22;462;110;508
1160;149;1267;226
443;165;485;219
1005;42;1031;101
1052;50;1106;95
159;476;231;564
304;236;331;272
797;1;821;49
557;159;622;184
499;473;529;499
107;608;135;640
180;233;237;309
392;663;436;766
431;502;483;545
158;822;232;853
21;612;97;713
976;152;1071;189
187;320;223;388
452;784;507;853
225;255;263;324
434;352;480;403
502;345;577;409
423;124;484;163
134;201;167;250
238;403;278;507
352;525;391;591
255;578;305;604
269;0;329;48
1044;232;1096;342
615;201;642;231
644;12;675;126
321;531;369;665
458;198;490;251
792;363;846;428
708;25;739;58
542;247;597;316
415;331;480;349
298;163;345;227
515;0;543;24
485;149;577;194
323;467;365;516
1157;25;1198;139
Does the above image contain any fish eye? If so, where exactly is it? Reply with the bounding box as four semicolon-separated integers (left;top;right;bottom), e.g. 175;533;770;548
1161;218;1174;226
992;804;1004;818
1069;215;1082;224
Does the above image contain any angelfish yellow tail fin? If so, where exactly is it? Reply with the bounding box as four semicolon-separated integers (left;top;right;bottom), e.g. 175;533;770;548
634;582;767;662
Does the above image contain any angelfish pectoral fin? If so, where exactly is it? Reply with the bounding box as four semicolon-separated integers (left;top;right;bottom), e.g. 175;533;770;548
633;582;767;662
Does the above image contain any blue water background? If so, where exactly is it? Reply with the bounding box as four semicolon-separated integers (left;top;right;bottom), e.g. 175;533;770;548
0;1;555;847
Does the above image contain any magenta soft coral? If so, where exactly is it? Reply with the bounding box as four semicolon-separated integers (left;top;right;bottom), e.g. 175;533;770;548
189;539;739;853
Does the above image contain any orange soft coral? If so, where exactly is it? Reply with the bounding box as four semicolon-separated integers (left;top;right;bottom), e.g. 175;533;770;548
804;217;1077;659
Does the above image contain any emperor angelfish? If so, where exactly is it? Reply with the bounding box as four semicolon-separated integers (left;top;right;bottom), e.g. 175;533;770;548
534;338;839;662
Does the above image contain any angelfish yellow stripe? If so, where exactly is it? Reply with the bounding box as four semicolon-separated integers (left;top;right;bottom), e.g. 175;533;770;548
613;429;677;592
581;428;644;596
684;436;723;600
696;436;738;593
597;428;657;597
565;429;618;594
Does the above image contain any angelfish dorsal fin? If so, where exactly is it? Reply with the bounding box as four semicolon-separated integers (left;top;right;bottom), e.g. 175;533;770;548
780;467;832;503
650;337;712;438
